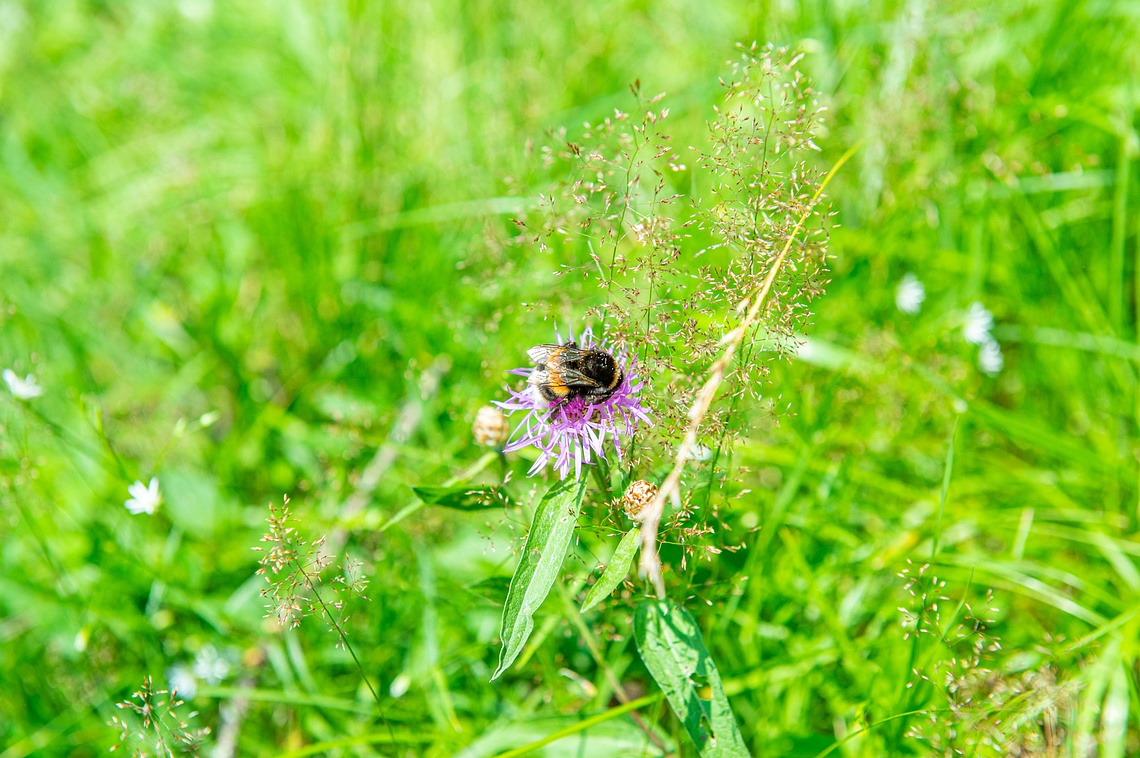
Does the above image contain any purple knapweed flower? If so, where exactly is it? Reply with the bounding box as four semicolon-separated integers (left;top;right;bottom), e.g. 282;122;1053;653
495;326;650;480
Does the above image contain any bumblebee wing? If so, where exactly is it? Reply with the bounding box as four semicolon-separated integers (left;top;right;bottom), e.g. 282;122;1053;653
526;363;585;387
526;344;563;365
526;362;573;400
526;368;555;387
555;366;601;388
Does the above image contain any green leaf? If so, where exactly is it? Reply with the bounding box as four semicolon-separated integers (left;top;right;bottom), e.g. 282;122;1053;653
491;476;587;680
580;528;640;614
634;599;750;757
463;576;512;605
412;485;515;511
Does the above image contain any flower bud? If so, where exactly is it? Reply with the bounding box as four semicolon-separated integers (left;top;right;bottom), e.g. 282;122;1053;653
473;405;509;448
620;479;658;522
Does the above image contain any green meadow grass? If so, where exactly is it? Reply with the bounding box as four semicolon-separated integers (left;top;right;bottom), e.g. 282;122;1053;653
1;1;1138;755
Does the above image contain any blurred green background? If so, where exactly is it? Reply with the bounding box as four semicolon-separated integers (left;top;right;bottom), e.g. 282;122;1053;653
2;0;1138;755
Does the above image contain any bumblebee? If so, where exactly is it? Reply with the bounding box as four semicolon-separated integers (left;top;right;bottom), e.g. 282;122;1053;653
527;342;623;405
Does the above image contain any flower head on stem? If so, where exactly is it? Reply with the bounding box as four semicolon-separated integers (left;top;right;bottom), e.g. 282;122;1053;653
496;325;650;480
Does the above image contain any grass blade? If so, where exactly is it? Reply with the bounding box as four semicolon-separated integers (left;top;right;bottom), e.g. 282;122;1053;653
931;416;958;560
1101;663;1130;758
634;598;749;757
482;693;666;758
580;528;640;614
491;476;587;680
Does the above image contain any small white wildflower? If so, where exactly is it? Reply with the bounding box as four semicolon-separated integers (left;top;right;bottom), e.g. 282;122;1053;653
978;337;1004;376
895;273;925;314
166;665;199;699
192;645;230;685
124;477;162;515
3;369;43;400
963;302;994;345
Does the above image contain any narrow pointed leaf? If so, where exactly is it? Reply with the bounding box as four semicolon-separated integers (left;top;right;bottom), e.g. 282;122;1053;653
412;484;515;510
634;599;750;757
581;528;640;614
491;476;587;680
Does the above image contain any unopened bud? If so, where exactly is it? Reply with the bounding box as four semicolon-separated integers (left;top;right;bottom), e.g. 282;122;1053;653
473;405;509;448
620;480;658;522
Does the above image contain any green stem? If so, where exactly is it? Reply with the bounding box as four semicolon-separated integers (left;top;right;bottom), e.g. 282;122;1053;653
294;561;395;744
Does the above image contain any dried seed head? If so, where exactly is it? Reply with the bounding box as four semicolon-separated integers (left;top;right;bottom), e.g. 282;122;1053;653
473;405;510;447
620;480;658;522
